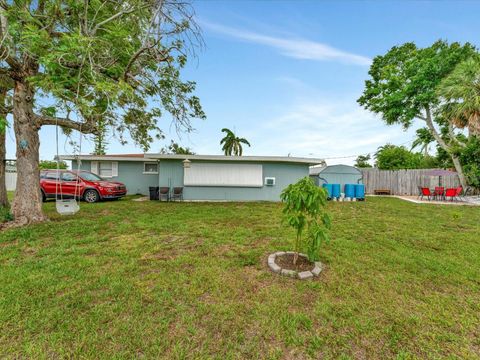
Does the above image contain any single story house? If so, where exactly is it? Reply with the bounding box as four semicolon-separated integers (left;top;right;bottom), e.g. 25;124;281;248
60;154;324;201
309;164;363;189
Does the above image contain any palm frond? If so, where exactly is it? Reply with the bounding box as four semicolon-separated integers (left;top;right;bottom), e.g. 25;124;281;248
238;138;251;147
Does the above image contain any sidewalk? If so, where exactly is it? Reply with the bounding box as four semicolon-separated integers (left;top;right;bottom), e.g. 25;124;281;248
396;195;480;206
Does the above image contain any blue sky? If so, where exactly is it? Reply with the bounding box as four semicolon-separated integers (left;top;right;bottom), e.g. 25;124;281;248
6;0;480;165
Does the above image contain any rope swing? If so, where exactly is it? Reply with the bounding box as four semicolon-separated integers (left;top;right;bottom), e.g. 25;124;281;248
55;120;82;216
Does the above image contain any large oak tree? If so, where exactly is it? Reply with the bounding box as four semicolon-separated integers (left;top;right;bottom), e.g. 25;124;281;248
0;0;205;224
0;73;13;208
358;40;477;188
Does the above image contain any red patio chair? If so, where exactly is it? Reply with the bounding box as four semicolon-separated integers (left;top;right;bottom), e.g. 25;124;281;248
420;187;432;201
445;188;457;201
455;186;463;201
433;187;444;201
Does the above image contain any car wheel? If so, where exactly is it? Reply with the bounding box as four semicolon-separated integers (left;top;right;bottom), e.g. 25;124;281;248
41;190;46;202
83;189;100;203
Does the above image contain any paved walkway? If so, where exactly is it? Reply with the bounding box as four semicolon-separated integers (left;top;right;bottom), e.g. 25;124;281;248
397;195;480;206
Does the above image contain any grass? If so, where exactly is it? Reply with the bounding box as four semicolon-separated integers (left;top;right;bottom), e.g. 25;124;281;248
0;197;479;359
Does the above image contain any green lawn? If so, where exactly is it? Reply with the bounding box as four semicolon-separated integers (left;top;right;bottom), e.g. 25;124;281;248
1;197;479;359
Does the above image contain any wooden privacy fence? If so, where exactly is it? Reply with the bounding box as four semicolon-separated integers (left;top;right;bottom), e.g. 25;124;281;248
360;168;461;196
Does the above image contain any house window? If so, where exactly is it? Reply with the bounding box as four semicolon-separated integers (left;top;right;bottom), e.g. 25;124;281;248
143;162;158;174
99;162;113;177
91;161;118;177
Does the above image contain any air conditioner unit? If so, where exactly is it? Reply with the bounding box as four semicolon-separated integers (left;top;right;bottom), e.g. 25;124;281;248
265;177;275;186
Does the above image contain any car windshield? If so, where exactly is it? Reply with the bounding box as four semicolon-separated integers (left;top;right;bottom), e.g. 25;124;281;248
79;171;103;181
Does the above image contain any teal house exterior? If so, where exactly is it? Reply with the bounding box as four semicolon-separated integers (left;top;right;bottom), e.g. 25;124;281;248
62;154;324;201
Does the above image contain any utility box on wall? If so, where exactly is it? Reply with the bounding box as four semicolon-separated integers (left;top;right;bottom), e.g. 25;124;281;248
264;177;276;186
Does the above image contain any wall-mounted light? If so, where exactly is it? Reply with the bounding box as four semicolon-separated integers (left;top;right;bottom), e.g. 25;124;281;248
183;159;191;169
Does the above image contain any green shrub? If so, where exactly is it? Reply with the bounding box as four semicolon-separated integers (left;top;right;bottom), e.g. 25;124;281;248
39;160;67;170
280;177;332;263
0;206;13;223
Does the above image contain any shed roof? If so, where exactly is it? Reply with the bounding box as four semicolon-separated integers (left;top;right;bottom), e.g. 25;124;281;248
309;164;362;176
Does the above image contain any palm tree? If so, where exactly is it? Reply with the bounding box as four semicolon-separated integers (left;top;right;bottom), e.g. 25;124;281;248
438;56;480;137
220;128;251;156
411;127;435;156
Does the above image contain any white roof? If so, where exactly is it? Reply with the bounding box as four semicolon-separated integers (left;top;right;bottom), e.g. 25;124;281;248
59;153;325;165
145;154;324;165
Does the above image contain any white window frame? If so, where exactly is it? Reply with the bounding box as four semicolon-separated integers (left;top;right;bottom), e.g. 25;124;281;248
91;161;99;175
143;162;159;174
92;161;118;178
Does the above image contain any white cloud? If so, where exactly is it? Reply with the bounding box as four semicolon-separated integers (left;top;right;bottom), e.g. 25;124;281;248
189;95;417;166
201;21;371;66
248;98;417;165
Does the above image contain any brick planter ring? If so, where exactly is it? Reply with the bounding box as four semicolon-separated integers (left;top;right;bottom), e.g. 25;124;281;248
268;252;323;279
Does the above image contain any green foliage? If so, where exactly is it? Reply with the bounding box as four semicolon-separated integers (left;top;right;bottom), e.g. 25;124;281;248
459;137;480;188
280;177;331;262
357;40;478;186
92;119;108;155
354;154;372;168
0;116;7;133
2;1;206;151
39;160;67;170
437;55;480;136
411;127;435;155
160;140;195;155
358;41;476;128
220;128;251;156
374;144;437;170
0;206;13;223
435;145;454;169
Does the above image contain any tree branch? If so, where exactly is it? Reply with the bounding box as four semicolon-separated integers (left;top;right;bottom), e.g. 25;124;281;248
123;44;156;81
447;123;467;148
35;114;97;134
90;5;147;35
0;11;22;72
123;41;175;81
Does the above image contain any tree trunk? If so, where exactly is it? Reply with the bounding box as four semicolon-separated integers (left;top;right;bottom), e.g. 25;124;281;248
11;81;46;224
0;128;8;208
451;154;467;189
424;108;468;189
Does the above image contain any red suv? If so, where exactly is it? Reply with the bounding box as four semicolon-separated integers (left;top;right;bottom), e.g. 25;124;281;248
40;170;127;203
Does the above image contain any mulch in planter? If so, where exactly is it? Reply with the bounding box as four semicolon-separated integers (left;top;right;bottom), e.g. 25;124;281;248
275;254;314;272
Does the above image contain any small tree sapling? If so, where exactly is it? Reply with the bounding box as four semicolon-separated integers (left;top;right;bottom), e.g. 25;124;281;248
280;177;332;265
